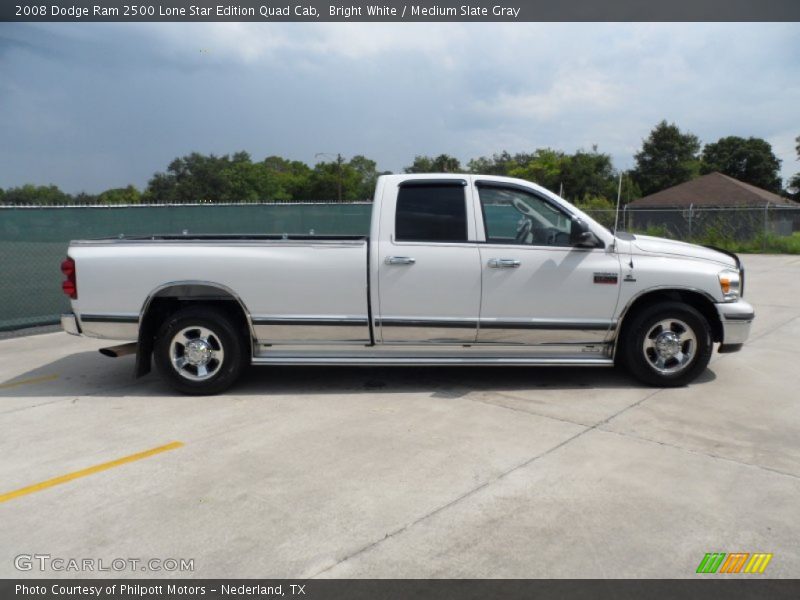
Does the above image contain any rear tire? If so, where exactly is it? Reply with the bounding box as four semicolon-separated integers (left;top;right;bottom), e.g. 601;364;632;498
620;301;712;387
154;306;247;395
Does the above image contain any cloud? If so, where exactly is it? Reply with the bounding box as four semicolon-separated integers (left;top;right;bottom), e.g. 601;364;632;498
0;22;798;193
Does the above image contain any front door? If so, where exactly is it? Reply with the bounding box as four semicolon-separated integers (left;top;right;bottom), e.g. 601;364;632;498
376;180;482;344
475;182;621;345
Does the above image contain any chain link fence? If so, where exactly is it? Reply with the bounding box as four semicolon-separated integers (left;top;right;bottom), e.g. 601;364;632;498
2;202;798;334
580;205;800;252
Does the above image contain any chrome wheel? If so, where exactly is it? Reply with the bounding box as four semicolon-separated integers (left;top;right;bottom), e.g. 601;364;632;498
169;326;225;381
642;318;696;375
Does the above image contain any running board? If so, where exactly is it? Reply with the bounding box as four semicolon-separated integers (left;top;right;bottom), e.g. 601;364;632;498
251;356;614;367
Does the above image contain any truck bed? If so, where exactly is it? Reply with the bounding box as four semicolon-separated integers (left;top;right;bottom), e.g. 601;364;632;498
69;236;371;344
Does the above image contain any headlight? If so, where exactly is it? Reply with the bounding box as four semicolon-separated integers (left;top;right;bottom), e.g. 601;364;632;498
719;269;741;302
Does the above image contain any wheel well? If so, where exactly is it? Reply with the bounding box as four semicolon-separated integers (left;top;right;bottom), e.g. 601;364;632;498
616;289;722;354
135;284;253;377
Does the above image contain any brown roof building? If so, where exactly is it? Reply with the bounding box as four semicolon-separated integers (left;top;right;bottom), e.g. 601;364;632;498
628;172;797;209
626;172;798;239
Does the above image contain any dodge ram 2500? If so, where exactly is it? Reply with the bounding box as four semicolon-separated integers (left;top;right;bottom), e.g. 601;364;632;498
60;174;754;394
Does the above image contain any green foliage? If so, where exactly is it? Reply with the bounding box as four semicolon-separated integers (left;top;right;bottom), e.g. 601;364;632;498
508;148;567;192
262;156;313;200
1;184;72;205
97;185;142;205
641;224;673;239
469;147;620;204
466;151;535;175
700;136;782;192
787;173;800;201
691;232;800;255
788;135;800;200
632;120;701;196
574;195;617;229
144;152;383;203
404;154;462;173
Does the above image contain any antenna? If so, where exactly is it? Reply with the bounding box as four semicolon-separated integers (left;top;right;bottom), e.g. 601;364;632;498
612;171;623;239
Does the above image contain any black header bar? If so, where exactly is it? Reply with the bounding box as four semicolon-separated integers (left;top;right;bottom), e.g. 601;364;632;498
3;0;800;22
3;579;800;600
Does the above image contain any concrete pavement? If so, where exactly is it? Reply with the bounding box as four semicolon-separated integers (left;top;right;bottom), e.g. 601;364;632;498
0;254;798;578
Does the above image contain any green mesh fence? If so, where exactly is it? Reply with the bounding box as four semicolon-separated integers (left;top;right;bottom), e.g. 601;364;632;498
0;203;372;332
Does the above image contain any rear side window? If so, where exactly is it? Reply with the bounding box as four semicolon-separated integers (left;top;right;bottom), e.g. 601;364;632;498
395;184;468;242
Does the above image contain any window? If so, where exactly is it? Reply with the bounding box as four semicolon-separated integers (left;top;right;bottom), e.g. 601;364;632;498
478;185;572;247
395;184;468;242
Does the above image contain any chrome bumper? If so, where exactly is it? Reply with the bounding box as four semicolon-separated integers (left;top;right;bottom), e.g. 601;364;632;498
716;300;754;352
61;313;81;336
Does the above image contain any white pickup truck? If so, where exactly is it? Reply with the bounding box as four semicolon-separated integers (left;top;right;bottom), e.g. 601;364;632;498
60;174;754;394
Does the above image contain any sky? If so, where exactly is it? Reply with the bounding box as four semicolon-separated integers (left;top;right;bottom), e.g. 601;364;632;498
1;22;799;194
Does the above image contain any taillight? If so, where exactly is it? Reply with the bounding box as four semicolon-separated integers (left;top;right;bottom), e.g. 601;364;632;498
61;257;77;299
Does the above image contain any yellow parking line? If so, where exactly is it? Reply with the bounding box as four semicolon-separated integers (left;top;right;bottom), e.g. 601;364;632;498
0;441;184;504
0;374;59;390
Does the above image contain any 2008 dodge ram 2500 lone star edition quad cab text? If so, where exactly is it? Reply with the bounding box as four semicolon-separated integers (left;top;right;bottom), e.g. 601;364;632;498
60;174;754;394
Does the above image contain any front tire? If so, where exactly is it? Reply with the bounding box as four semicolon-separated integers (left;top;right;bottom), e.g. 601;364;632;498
620;301;712;387
154;306;247;395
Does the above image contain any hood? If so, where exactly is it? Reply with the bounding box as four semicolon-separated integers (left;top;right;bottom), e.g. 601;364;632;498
629;235;737;267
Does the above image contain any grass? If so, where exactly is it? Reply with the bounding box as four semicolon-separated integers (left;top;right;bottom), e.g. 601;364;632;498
630;228;800;255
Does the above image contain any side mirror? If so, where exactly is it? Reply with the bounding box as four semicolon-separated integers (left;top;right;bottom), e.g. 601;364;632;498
570;219;602;248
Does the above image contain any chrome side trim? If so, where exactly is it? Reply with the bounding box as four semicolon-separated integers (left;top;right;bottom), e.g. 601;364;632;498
377;318;477;329
61;313;81;336
252;315;371;343
375;318;614;331
80;314;139;323
252;316;369;326
479;319;614;331
77;319;138;341
251;356;614;367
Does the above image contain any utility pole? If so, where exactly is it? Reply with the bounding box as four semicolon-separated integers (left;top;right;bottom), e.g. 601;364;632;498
336;153;343;203
315;152;345;202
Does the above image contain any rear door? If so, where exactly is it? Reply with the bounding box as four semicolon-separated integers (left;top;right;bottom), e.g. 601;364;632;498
475;181;621;346
376;179;482;344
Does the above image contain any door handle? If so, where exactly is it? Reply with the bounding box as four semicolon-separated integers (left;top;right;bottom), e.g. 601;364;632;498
488;258;521;268
385;256;416;265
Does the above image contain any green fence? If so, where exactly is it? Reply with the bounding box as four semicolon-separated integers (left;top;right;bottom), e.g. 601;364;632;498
0;203;373;332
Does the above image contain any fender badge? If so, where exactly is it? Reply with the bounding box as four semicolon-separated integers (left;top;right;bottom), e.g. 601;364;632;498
593;273;618;284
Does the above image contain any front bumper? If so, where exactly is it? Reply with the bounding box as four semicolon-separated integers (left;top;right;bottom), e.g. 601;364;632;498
61;313;81;336
716;300;754;352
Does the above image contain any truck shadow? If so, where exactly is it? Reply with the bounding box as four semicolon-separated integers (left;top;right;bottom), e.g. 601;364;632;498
0;350;716;398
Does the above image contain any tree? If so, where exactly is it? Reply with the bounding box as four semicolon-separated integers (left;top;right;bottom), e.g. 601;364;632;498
261;156;313;200
508;148;568;192
309;155;386;201
1;184;71;205
788;135;800;200
700;136;782;192
467;151;535;176
632;120;701;196
560;148;619;202
348;155;388;200
98;185;141;205
404;154;462;173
